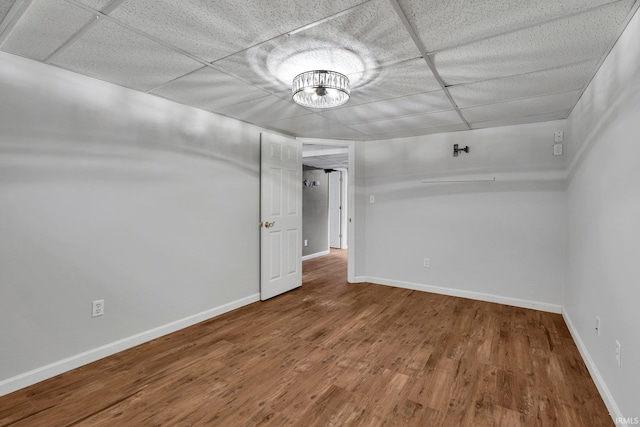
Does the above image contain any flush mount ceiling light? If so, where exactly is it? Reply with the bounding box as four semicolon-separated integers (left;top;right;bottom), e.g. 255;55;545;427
292;70;350;109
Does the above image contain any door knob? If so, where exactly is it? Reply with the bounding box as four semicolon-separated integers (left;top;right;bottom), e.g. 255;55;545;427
263;221;275;228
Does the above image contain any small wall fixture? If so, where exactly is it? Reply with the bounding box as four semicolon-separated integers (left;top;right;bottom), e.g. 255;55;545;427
303;179;320;187
292;70;350;109
453;144;469;157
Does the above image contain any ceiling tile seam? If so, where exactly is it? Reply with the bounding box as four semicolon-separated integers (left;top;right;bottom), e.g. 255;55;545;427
0;0;32;46
256;110;355;130
468;109;571;126
330;89;446;110
46;0;129;63
65;0;284;102
426;0;630;56
286;0;374;35
455;88;586;111
146;91;273;122
63;0;298;102
565;0;640;118
147;61;278;100
321;105;456;127
388;0;471;129
101;0;128;15
210;0;375;65
342;126;372;140
64;0;211;67
44;13;100;64
360;123;468;137
143;65;210;94
211;94;290;115
342;107;460;128
445;58;601;90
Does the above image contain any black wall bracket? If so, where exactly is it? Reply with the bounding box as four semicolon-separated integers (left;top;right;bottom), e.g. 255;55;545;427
453;144;469;157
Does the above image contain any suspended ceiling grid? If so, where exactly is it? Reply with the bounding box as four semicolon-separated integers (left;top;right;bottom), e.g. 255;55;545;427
0;0;638;141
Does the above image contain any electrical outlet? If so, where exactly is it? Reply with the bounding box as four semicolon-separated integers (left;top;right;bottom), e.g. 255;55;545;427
615;340;621;367
595;316;600;336
92;299;104;318
423;258;430;268
369;195;375;204
553;144;563;156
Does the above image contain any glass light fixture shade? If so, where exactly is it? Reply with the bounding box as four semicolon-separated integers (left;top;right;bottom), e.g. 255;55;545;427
292;70;350;109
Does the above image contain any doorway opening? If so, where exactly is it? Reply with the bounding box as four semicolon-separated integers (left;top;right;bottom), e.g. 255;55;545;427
300;139;354;282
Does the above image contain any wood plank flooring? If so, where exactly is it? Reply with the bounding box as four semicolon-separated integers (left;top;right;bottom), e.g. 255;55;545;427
0;249;612;426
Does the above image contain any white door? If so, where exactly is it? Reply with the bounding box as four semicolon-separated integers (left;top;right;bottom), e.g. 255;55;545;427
329;171;342;248
260;132;302;300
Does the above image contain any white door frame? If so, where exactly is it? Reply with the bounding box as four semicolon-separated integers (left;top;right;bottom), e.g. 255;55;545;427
298;138;356;283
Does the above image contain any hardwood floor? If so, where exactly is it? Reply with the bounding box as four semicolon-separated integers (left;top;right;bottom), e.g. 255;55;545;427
0;249;612;426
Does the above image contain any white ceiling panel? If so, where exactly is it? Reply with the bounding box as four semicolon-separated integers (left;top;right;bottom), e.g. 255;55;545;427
302;126;366;141
1;0;96;61
397;0;620;52
151;66;269;112
109;0;367;63
434;0;635;85
461;90;581;123
449;59;598;108
74;0;114;12
345;59;441;106
360;123;469;141
350;110;463;135
50;19;203;92
263;113;342;134
470;111;569;130
214;95;310;124
0;0;17;23
319;90;452;126
213;0;422;94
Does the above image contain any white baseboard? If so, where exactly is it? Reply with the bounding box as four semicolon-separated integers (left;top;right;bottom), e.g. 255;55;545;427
350;276;368;283
302;249;330;261
364;276;562;314
0;293;260;397
562;308;623;426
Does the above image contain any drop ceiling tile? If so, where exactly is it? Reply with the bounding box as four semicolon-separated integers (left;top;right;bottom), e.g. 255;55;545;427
299;126;365;141
319;90;452;125
74;0;113;12
108;0;367;63
460;90;581;123
151;66;269;111
350;110;463;135
50;19;203;92
397;0;620;52
449;59;598;108
264;113;340;133
433;0;635;85
364;123;469;141
1;0;17;23
214;94;310;124
1;0;96;61
346;59;441;105
470;111;569;130
214;0;421;93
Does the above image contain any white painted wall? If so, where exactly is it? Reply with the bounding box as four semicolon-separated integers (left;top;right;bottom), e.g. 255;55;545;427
0;52;261;389
357;121;568;311
564;8;640;419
